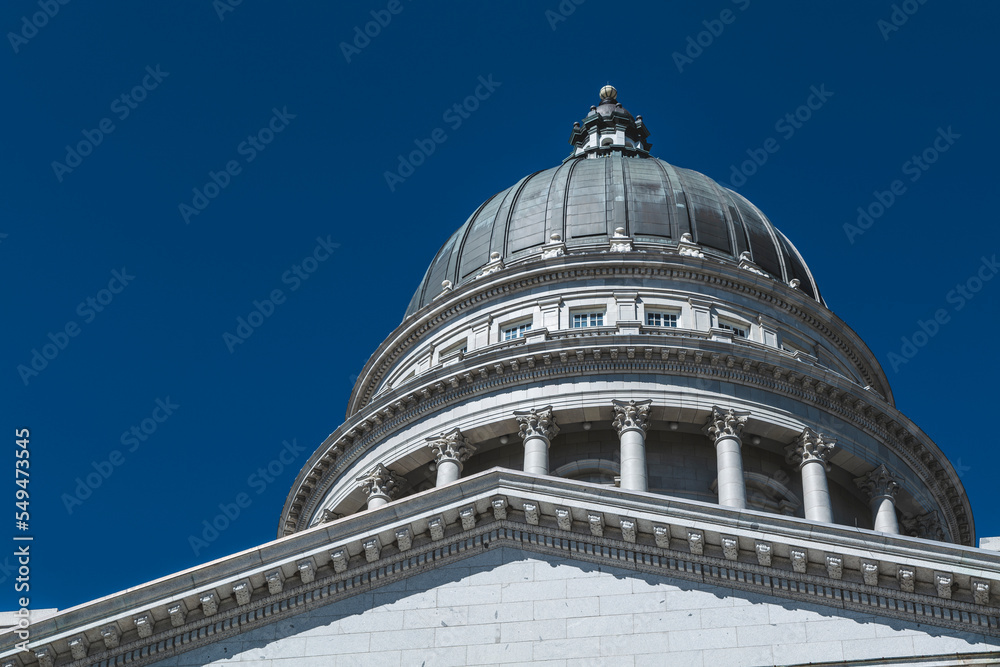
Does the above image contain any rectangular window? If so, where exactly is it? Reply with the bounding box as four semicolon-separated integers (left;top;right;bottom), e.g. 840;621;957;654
503;322;532;341
572;312;604;328
719;320;749;338
646;311;678;327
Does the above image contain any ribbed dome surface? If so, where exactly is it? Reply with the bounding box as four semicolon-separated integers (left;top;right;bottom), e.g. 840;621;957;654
405;153;821;317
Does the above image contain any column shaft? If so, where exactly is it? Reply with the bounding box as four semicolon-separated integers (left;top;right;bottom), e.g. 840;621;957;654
619;429;648;492
871;496;900;533
435;458;461;486
715;435;747;509
366;494;389;510
801;460;833;523
522;435;549;475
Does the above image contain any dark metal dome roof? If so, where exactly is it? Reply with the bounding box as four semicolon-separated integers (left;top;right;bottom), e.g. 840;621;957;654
404;88;822;318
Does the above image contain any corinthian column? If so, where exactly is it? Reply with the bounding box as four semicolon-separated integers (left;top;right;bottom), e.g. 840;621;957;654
704;407;750;509
356;463;403;510
426;428;476;486
786;428;836;523
855;464;900;534
514;406;559;475
612;399;652;492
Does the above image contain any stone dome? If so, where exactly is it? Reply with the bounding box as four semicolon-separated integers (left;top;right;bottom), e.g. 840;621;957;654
405;92;821;318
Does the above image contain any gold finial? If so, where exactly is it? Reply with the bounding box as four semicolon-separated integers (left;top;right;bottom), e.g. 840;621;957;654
599;85;617;102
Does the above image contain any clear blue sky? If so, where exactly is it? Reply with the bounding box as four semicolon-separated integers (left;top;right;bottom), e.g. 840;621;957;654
3;1;997;610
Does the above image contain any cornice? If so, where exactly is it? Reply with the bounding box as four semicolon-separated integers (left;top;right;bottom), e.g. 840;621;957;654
6;471;997;667
281;335;972;548
347;252;893;417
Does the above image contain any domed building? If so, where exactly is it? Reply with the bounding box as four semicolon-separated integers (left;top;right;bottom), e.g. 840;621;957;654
4;87;998;667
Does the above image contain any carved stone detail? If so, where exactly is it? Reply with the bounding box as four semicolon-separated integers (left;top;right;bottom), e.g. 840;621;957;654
861;560;880;586
555;507;572;531
233;580;252;606
687;529;704;555
460;506;477;530
396;527;413;551
901;511;945;541
722;536;739;560
522;502;540;526
855;464;900;499
168;601;187;626
785;427;836;470
588;513;605;537
677;232;704;258
34;649;53;667
898;566;916;593
427;428;476;468
541;232;566;258
609;227;634;253
704;406;749;441
68;635;88;660
331;548;348;573
514;406;560;441
755;541;772;567
738;251;769;277
265;570;284;594
612;399;652;435
935;572;953;599
134;613;153;638
356;463;404;501
825;555;843;579
653;525;670;548
364;536;381;562
297;559;316;584
100;624;121;649
429;516;446;540
200;591;219;616
620;518;637;543
491;497;508;520
972;579;991;605
790;549;807;574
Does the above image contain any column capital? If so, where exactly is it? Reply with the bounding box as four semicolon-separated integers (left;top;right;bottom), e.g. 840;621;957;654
356;463;403;500
785;427;836;470
612;399;652;435
514;406;559;441
703;406;750;442
855;463;900;500
426;427;476;466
